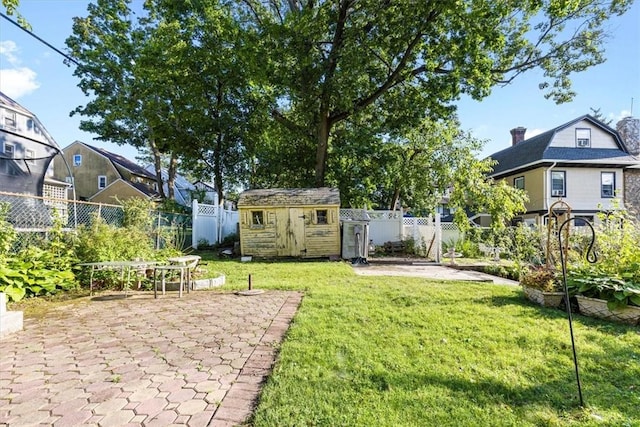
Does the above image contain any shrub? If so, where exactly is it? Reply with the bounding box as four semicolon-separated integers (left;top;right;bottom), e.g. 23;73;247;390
566;204;640;309
0;213;77;302
519;266;561;292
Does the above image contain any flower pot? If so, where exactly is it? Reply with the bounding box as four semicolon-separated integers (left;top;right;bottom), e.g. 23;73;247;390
575;295;640;326
522;286;564;308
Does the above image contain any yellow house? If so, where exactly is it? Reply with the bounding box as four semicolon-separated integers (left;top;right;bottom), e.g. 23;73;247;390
237;188;341;258
488;115;639;227
53;141;159;204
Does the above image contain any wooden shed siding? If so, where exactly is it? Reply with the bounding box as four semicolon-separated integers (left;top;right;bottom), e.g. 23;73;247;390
238;196;340;258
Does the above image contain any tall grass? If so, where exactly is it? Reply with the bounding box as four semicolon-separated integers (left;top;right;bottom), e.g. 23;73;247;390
197;255;640;427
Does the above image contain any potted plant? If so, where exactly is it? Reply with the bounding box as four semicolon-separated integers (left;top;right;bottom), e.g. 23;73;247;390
567;269;640;326
520;266;565;308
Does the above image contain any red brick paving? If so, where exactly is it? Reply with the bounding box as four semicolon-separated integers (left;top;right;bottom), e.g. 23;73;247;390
0;290;302;426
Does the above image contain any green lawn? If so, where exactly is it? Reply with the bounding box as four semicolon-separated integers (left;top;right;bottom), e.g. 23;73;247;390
196;254;640;427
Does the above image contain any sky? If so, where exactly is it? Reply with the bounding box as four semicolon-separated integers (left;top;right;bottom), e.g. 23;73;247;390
1;0;639;163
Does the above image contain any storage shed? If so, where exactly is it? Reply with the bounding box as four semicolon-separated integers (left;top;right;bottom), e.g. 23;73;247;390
237;188;341;258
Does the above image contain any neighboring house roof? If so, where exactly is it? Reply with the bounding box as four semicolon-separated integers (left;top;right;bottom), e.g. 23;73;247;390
143;164;195;206
238;188;340;207
488;115;637;177
80;142;156;180
0;91;60;151
89;178;160;202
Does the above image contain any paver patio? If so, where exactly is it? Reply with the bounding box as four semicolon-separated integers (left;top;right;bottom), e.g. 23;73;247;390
0;290;302;427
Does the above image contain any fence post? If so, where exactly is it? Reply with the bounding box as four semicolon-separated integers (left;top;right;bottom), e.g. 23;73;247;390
192;199;199;249
435;212;441;263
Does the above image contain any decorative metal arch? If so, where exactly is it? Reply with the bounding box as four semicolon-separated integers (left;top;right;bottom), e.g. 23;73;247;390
546;200;572;269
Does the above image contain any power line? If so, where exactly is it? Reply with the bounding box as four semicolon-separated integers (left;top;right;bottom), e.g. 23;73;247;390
0;12;79;66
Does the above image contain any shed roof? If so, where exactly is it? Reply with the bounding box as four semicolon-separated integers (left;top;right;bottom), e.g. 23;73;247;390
238;188;340;207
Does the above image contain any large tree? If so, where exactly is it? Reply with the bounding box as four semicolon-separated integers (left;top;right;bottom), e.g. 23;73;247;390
237;0;632;186
67;0;265;202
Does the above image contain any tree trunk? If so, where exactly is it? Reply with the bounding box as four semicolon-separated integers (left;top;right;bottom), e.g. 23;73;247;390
389;186;401;211
315;114;331;187
149;138;166;199
167;152;177;200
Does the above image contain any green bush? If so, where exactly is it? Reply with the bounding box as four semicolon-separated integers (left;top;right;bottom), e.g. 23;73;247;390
0;212;78;302
567;204;640;309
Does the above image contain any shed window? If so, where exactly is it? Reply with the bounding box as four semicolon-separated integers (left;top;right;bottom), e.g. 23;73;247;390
251;211;264;226
316;209;328;224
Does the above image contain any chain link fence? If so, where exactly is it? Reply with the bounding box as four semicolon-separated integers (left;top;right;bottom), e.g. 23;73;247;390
0;191;192;253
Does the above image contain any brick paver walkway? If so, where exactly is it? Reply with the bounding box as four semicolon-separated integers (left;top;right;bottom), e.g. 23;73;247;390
0;290;302;427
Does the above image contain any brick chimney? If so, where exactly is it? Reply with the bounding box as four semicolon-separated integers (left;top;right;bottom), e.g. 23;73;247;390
617;116;640;156
510;127;526;146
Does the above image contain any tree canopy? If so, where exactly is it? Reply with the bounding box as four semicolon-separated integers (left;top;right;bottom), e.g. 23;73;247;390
65;0;631;220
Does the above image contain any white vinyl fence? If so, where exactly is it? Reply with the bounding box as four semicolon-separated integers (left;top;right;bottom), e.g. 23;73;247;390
340;209;463;262
191;200;239;248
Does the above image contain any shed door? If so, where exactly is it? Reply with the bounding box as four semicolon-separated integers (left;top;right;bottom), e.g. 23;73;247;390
276;208;306;256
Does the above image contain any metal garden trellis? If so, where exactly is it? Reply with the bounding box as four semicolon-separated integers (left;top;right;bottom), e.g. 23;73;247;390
557;216;597;407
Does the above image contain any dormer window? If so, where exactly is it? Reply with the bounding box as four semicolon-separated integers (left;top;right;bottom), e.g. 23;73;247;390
3;110;16;129
576;128;591;148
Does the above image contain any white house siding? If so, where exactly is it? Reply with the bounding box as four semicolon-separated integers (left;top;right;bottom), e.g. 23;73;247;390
552;167;624;210
550;120;618;149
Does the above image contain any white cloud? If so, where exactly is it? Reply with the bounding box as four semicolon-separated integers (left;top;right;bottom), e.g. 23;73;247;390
609;110;633;123
0;40;40;98
0;40;20;65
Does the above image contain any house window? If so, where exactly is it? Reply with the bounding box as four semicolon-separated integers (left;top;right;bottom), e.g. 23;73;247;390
574;216;594;227
601;172;615;198
514;176;524;190
73;154;82;166
551;171;566;197
251;210;264;226
576;128;591;148
25;149;36;165
316;209;328;224
3;110;16;129
3;143;15;158
98;175;107;189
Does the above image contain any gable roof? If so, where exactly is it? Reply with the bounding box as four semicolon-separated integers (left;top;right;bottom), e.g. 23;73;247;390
89;178;160;202
77;142;156;180
488;115;636;177
0;91;32;116
238;188;340;207
143;164;195;206
0;91;60;151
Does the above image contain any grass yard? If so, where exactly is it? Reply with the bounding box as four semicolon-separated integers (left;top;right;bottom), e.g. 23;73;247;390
10;253;639;426
194;254;640;427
